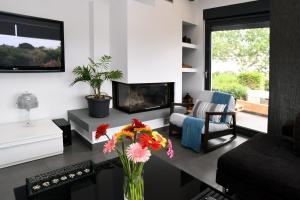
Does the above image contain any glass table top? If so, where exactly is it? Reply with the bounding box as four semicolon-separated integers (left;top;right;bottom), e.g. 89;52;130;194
14;156;227;200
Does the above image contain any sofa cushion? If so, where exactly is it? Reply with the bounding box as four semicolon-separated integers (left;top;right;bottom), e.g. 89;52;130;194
216;134;300;199
170;113;229;133
170;113;188;128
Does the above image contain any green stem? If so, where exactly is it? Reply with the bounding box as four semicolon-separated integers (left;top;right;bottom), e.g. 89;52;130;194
104;134;110;141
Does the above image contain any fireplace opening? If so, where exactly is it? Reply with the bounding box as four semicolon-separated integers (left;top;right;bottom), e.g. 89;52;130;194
112;82;174;113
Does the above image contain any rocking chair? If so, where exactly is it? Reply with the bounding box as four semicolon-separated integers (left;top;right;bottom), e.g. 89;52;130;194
169;90;237;152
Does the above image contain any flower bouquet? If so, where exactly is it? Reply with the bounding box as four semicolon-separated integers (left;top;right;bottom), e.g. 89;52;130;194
95;118;174;200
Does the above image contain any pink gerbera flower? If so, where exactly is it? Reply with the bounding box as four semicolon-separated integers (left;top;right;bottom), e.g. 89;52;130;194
103;137;116;154
167;139;174;158
126;143;151;163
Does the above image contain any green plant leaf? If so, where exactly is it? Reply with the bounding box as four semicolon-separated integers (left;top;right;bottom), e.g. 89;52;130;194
71;55;123;97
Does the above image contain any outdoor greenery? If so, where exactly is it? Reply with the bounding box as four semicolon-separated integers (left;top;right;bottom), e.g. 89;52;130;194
238;71;265;90
211;28;270;100
71;55;123;99
212;28;270;76
212;71;268;100
212;72;247;100
0;43;61;67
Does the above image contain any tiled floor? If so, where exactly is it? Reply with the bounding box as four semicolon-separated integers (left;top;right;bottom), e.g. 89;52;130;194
237;111;268;133
0;127;248;200
156;127;248;190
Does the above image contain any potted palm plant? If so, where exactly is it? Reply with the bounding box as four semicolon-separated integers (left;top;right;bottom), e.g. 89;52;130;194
71;55;123;118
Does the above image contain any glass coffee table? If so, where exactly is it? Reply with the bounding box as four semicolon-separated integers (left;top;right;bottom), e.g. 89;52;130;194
14;156;232;200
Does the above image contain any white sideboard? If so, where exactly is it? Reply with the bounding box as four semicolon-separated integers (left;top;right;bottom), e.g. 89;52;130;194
0;119;63;169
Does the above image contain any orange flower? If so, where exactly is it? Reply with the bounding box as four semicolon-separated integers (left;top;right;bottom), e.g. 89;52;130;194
134;126;152;133
114;130;134;142
122;120;152;133
122;124;134;132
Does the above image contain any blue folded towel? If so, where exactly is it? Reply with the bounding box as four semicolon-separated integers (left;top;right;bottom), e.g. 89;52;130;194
181;117;205;152
212;91;232;123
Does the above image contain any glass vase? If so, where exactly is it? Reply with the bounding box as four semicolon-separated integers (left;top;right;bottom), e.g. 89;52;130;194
123;174;144;200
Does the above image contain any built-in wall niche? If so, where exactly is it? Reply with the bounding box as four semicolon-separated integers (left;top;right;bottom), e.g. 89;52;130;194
181;19;201;100
182;21;198;73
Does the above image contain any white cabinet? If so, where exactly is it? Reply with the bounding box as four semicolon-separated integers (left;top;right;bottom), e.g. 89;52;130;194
0;119;63;169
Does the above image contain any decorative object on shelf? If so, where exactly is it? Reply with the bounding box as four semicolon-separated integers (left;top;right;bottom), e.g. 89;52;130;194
96;118;174;200
16;92;38;126
182;63;192;68
183;93;193;104
71;55;123;118
182;36;191;44
26;160;94;197
183;93;194;111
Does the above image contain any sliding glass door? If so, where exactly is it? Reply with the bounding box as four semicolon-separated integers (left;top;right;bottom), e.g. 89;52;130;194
205;16;270;133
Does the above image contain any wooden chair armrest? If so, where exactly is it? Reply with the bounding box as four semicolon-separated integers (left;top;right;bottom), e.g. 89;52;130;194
205;112;236;129
205;112;236;116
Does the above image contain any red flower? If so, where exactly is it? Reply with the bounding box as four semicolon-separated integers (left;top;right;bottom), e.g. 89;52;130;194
139;133;162;150
95;124;109;139
132;118;146;128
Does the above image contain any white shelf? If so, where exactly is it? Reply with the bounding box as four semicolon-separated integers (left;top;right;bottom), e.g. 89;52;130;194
182;42;198;49
182;20;198;27
182;68;197;73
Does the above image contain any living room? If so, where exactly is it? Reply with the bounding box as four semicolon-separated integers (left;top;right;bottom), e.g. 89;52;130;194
0;0;299;199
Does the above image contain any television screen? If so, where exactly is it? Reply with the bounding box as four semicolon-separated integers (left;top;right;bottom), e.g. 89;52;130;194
0;12;64;72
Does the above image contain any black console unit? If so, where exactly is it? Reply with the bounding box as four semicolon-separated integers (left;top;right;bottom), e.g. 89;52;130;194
52;118;72;146
26;161;95;197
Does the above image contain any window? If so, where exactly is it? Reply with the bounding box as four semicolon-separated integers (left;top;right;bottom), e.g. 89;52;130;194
205;15;270;133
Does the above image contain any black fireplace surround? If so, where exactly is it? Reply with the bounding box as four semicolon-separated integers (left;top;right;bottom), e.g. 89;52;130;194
112;81;174;113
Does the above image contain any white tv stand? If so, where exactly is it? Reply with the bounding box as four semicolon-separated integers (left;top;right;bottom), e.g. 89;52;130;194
0;119;63;169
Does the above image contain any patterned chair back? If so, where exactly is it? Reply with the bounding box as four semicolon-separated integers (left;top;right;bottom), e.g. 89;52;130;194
193;90;235;124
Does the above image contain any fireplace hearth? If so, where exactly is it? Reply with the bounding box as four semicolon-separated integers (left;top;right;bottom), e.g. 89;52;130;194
112;82;174;113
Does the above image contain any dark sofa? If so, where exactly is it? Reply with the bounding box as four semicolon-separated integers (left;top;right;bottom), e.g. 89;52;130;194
216;134;300;200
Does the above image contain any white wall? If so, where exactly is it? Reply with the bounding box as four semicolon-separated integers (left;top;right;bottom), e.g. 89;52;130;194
110;0;198;102
182;0;256;99
127;0;182;102
0;0;110;124
0;0;257;124
110;0;128;83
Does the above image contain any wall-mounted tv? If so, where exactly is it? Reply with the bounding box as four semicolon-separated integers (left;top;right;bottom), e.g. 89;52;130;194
0;11;64;72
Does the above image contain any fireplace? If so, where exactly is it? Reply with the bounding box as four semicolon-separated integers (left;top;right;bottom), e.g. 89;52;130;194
112;82;174;113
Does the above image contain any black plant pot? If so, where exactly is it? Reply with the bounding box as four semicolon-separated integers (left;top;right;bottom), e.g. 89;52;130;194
86;95;111;118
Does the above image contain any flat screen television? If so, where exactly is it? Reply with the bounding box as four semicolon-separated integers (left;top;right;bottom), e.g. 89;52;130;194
0;11;64;72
